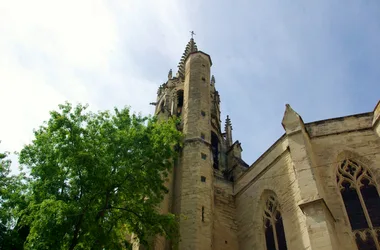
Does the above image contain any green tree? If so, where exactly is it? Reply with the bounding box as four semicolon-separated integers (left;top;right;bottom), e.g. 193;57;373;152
17;102;182;250
0;149;12;244
0;147;30;249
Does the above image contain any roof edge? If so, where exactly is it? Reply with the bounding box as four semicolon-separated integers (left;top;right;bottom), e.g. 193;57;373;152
304;112;373;126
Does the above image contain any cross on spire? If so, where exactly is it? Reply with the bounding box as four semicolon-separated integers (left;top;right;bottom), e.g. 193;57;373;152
190;31;196;39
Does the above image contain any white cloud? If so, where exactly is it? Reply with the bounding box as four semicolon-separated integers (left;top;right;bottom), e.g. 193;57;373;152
0;0;191;171
0;0;118;70
1;0;378;170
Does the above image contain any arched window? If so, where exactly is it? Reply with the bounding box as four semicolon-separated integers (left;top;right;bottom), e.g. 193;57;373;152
263;194;287;250
176;90;184;116
337;159;380;250
211;131;219;169
159;101;165;113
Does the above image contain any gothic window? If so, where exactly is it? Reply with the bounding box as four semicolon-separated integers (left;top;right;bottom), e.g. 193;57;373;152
337;159;380;250
211;132;219;169
176;90;184;116
263;194;287;250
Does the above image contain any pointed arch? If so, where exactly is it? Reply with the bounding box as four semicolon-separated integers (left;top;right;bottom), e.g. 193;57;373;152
176;90;184;116
262;191;287;250
211;131;219;169
336;157;380;250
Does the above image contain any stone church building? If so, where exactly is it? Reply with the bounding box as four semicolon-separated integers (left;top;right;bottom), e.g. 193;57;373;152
150;38;380;250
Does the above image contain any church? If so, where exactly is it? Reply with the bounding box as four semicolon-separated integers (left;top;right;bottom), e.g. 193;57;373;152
150;38;380;250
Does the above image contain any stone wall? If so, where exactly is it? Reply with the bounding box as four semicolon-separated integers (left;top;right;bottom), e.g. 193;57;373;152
235;144;310;250
309;112;380;250
233;106;380;250
213;176;239;250
175;51;214;250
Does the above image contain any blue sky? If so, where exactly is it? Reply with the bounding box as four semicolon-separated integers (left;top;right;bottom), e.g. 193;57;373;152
0;0;379;169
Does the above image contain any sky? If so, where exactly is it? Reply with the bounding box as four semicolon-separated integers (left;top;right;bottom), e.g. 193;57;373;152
0;0;379;171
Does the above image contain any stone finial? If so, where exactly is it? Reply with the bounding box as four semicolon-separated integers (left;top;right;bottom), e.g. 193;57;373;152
157;83;167;95
225;115;232;130
225;115;233;146
211;75;215;85
168;69;172;79
177;38;198;78
281;104;305;135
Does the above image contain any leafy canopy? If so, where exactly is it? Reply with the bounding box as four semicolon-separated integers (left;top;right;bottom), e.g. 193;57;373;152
0;146;30;249
15;102;182;250
0;149;13;244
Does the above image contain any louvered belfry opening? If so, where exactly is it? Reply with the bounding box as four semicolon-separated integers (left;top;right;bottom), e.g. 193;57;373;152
211;131;219;170
337;159;380;250
263;195;288;250
176;90;184;116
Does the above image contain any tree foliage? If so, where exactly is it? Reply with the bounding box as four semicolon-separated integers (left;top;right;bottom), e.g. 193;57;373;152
0;149;12;244
0;146;30;249
3;102;182;249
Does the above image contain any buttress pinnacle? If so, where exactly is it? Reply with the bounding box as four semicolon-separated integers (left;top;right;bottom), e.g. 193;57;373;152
225;115;232;131
211;75;216;85
225;115;233;147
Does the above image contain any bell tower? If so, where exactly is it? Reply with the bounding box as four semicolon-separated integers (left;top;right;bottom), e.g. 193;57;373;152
178;40;214;250
153;37;214;250
152;37;247;250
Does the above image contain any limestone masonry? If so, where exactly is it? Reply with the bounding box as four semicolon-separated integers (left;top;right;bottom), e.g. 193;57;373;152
147;38;380;250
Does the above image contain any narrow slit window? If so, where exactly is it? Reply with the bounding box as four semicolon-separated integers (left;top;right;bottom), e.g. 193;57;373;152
202;206;205;222
201;153;207;160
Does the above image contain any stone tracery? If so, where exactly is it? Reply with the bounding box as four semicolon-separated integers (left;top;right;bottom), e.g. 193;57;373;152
263;194;287;250
337;159;380;250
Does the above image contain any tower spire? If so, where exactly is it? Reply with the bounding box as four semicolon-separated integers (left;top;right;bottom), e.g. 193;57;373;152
177;37;198;78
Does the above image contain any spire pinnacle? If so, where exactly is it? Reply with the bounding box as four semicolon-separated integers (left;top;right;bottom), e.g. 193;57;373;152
225;115;233;147
225;115;232;131
177;37;198;78
211;75;215;85
281;104;304;134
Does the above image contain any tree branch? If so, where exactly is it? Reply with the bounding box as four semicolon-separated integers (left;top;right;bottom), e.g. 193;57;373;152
102;206;142;219
69;213;84;250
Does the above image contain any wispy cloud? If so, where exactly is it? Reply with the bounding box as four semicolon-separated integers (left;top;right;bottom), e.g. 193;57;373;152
0;0;191;169
1;0;379;168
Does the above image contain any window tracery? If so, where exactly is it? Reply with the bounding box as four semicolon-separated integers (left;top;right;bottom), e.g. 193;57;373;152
337;159;380;250
263;194;287;250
